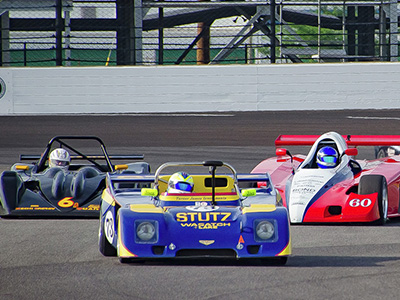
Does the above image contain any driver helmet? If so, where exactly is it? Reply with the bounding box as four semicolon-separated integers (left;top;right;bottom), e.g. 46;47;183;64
316;146;338;169
167;172;194;194
49;148;70;170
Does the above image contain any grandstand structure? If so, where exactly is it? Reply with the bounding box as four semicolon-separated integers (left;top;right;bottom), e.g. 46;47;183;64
0;0;399;66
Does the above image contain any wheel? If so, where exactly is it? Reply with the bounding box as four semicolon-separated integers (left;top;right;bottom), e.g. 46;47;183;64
99;214;117;256
119;257;130;264
119;257;145;264
358;175;388;225
259;257;288;266
0;171;22;213
99;223;117;256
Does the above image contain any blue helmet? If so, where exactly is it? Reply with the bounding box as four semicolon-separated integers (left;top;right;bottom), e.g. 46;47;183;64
316;146;338;169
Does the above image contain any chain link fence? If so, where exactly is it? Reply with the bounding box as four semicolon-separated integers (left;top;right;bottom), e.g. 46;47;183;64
0;0;399;66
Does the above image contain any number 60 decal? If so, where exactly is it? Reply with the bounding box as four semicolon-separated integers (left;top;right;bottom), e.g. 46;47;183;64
349;198;372;208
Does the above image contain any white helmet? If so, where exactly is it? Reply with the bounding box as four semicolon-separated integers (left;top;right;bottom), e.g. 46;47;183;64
167;172;194;194
49;148;70;169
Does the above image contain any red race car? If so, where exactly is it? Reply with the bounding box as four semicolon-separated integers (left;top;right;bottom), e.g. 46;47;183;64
251;131;400;225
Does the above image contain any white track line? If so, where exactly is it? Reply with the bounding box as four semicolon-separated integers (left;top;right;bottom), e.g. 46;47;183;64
42;113;236;117
347;116;400;121
130;113;235;117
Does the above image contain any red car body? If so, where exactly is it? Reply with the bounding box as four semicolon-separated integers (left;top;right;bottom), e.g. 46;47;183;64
251;132;400;224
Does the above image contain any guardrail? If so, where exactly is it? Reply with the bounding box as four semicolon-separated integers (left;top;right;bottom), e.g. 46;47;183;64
0;62;399;115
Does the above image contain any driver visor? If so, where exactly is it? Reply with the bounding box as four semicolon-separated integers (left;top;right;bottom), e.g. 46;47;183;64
55;160;69;166
321;156;336;163
175;182;193;192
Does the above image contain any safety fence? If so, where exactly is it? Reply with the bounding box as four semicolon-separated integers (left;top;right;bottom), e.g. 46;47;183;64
0;0;399;66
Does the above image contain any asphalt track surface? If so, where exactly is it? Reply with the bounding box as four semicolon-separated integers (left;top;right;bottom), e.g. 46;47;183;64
1;110;400;300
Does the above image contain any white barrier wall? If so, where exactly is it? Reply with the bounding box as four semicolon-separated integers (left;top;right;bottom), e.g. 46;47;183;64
0;62;399;115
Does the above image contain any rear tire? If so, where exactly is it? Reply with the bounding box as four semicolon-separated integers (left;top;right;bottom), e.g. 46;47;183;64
358;175;388;225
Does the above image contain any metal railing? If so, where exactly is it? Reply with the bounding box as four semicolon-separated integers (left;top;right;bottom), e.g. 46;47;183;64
0;0;398;66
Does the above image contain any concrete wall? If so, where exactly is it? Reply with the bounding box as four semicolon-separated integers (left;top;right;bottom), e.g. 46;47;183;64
0;62;399;115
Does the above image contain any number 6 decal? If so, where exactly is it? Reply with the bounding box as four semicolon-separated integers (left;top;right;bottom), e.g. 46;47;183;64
58;197;75;208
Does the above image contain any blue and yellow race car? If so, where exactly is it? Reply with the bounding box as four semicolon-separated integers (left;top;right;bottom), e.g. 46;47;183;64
99;161;291;264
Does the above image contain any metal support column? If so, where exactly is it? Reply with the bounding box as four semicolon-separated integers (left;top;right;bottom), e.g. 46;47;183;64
55;0;63;66
0;11;10;66
117;0;142;65
158;7;164;65
270;0;276;63
378;4;387;61
65;10;71;66
357;6;375;59
383;1;398;61
134;0;143;64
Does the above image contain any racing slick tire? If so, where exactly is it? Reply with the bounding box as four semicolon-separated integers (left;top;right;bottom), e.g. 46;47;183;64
358;175;388;225
99;218;117;256
0;171;24;215
260;257;288;266
119;257;145;264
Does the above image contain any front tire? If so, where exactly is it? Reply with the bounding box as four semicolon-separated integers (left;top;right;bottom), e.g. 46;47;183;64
99;217;117;256
358;175;388;225
258;257;288;266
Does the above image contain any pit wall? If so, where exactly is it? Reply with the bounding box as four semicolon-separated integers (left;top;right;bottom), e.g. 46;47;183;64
0;62;398;115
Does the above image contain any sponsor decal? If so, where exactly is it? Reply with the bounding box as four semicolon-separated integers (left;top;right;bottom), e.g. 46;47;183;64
291;187;316;194
16;206;56;211
175;196;229;201
177;211;232;229
176;212;231;222
199;240;215;245
76;204;100;211
236;235;245;250
180;222;231;229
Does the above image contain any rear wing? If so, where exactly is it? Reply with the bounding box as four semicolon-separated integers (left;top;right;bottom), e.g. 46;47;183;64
108;173;273;190
109;174;155;184
275;135;400;147
20;154;144;161
108;173;272;183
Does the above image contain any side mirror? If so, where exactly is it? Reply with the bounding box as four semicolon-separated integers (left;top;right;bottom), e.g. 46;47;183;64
276;148;293;164
15;165;30;171
276;148;287;156
114;164;128;171
141;188;158;197
345;148;358;156
242;188;257;197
